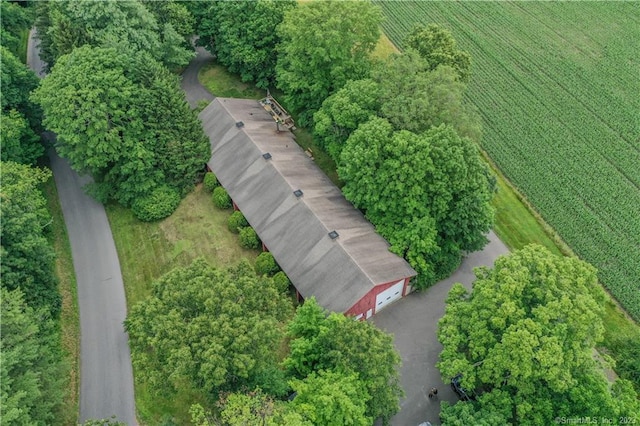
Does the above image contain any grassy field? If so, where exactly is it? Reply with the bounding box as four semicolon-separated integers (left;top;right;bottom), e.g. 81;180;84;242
107;184;260;423
43;176;79;426
376;1;640;321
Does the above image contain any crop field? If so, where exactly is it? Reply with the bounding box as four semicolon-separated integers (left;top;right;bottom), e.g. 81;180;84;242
376;1;640;320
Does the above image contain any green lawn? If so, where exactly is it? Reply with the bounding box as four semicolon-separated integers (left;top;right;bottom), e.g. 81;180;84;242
107;184;260;424
43;176;79;426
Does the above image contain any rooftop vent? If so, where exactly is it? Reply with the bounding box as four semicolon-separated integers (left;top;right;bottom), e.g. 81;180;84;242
262;152;272;160
328;230;339;240
293;189;303;198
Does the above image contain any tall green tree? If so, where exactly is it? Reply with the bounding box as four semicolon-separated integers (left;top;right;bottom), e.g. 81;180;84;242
284;298;402;424
197;0;295;89
405;23;471;82
276;0;382;125
437;245;640;424
0;0;34;58
32;46;209;215
1;46;42;132
35;0;192;70
125;259;293;398
0;161;60;316
1;109;42;165
290;370;371;426
0;288;67;425
339;118;494;288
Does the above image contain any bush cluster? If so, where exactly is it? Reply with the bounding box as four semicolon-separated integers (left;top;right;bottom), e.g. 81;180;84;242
203;172;219;192
212;186;232;209
239;226;260;249
255;252;281;276
132;186;181;222
227;211;248;233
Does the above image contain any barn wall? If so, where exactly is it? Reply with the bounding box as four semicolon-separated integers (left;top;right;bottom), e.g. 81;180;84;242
345;276;411;319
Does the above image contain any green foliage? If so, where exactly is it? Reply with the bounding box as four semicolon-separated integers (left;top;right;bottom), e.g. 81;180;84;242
290;370;371;426
212;186;232;209
239;226;260;250
272;272;291;293
198;0;296;89
131;186;181;222
227;210;248;233
0;288;67;425
405;23;471;82
313;79;380;163
203;172;219;192
0;161;60;316
437;245;640;424
0;0;34;59
377;1;640;321
125;258;293;398
339;118;494;289
276;0;382;125
0;109;43;165
32;46;209;207
1;46;43;135
35;0;193;70
255;252;280;276
141;0;195;50
284;298;403;424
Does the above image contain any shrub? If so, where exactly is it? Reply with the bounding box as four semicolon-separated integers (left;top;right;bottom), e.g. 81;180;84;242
212;186;232;209
272;271;291;293
255;252;280;276
239;226;260;249
203;172;219;192
227;211;248;233
132;186;181;222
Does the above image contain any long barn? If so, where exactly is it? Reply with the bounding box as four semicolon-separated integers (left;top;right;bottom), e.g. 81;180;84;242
199;98;416;318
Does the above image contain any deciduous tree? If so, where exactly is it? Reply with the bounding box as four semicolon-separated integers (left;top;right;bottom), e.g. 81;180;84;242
0;109;42;165
437;245;640;424
125;259;293;398
405;23;471;82
339;118;494;288
276;0;381;125
197;0;295;89
32;46;209;215
284;298;402;424
0;161;60;315
0;288;66;425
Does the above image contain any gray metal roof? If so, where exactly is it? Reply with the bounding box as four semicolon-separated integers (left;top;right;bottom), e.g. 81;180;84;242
199;98;416;313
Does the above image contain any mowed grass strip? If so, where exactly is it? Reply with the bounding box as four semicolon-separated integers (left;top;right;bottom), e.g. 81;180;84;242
43;176;79;426
107;184;259;424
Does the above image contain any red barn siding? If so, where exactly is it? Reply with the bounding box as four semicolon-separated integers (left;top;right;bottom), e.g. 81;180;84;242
345;277;411;319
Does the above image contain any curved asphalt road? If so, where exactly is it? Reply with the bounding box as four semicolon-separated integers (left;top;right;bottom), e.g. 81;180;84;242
28;31;137;425
180;45;215;109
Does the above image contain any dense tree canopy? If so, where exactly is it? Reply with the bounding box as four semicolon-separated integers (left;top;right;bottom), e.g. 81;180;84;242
125;259;293;398
290;370;371;426
197;0;295;89
0;288;67;425
1;45;42;130
32;46;209;215
284;298;402;424
339;118;495;288
276;0;382;125
313;50;481;164
35;0;193;70
1;108;42;165
0;0;33;58
437;245;640;424
0;162;60;316
405;23;472;82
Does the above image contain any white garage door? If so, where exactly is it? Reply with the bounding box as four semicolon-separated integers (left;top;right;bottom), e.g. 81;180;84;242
375;279;404;313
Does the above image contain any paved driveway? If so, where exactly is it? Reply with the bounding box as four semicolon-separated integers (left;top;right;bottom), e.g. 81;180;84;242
181;45;215;109
28;31;137;425
373;231;509;426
